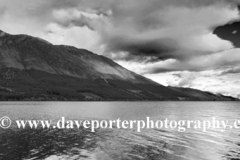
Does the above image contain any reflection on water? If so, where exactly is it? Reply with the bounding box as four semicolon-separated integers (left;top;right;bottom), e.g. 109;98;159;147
0;128;99;160
0;102;240;160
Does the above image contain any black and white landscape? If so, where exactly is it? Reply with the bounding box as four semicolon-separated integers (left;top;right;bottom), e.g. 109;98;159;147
0;0;240;160
0;0;240;101
0;30;238;101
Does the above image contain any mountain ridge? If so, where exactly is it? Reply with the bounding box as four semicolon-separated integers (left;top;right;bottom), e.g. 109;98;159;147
0;30;238;101
0;30;159;84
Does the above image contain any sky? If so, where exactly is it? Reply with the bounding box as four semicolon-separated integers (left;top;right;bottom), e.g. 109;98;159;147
0;0;240;98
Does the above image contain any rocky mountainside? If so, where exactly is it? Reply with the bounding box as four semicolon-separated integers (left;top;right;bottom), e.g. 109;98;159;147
0;30;238;101
0;30;153;83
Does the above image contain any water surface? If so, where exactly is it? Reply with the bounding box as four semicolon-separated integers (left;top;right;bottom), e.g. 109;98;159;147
0;102;239;160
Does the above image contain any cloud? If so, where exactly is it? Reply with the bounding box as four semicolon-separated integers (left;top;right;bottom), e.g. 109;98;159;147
51;8;109;30
175;73;198;87
221;66;240;74
98;3;238;61
52;9;94;30
117;48;240;74
238;94;240;99
6;0;236;61
0;0;239;59
0;0;105;52
0;7;6;16
143;70;240;98
41;23;103;53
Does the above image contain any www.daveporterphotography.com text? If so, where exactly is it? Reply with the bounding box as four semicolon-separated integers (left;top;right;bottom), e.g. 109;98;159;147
1;116;240;133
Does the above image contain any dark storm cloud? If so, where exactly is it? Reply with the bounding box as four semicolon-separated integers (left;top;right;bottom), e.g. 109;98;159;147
14;0;237;58
148;67;198;74
93;0;239;63
127;48;240;75
214;20;240;47
10;0;238;64
104;38;179;61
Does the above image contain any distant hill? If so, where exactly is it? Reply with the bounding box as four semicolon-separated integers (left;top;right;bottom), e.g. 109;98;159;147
0;30;238;101
169;87;238;101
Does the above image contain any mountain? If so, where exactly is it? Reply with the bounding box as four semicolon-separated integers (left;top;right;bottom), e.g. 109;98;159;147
169;87;238;101
0;30;238;101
